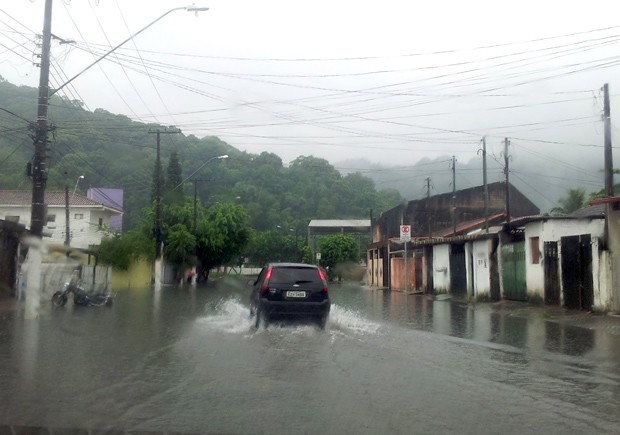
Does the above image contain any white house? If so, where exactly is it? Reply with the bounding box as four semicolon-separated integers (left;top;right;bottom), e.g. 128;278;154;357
0;190;123;249
506;215;608;311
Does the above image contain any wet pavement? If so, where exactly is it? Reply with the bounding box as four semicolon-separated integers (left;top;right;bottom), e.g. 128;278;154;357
1;279;619;434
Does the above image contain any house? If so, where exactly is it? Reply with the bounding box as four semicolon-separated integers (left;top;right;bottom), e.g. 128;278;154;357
0;190;123;250
499;214;608;310
587;196;620;313
368;186;619;312
367;182;538;290
372;181;539;241
87;187;124;231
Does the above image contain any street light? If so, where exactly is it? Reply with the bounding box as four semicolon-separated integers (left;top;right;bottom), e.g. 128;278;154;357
31;2;209;237
182;155;229;230
72;175;84;197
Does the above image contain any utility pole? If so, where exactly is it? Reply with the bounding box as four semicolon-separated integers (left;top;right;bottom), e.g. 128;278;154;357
482;136;489;233
451;156;457;235
154;131;162;259
193;179;198;231
504;138;511;223
30;0;53;237
64;184;70;246
149;129;181;259
603;83;614;197
426;177;432;239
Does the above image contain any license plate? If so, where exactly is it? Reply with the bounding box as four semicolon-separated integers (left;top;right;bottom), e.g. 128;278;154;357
286;291;306;298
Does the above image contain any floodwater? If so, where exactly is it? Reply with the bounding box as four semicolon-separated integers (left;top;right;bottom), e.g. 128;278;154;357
1;279;619;434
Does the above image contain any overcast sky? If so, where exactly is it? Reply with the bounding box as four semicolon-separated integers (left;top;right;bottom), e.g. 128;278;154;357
1;0;619;190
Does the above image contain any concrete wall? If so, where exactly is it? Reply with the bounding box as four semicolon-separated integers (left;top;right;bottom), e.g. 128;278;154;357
433;244;451;293
468;239;492;299
111;258;152;289
523;219;606;306
607;203;620;313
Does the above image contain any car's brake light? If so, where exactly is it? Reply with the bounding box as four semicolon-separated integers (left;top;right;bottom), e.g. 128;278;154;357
261;266;273;294
317;268;328;293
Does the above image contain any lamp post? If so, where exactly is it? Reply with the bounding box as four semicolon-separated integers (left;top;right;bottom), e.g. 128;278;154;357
65;175;84;246
72;175;84;197
31;1;209;237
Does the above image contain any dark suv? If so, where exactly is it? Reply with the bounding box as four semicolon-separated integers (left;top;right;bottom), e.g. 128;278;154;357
249;263;330;329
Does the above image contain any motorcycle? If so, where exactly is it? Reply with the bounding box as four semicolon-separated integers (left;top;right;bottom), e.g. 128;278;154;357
52;280;114;307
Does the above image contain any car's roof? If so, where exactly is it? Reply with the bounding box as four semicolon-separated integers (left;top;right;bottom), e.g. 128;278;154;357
265;262;319;269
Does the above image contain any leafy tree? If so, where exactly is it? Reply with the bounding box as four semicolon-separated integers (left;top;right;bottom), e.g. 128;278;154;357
196;203;251;280
96;228;153;270
164;223;196;277
163;151;184;205
551;188;586;215
244;229;303;265
318;234;359;280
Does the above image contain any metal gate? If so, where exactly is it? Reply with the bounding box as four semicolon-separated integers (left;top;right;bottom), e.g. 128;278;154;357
489;238;501;301
561;234;593;310
425;245;434;294
450;244;466;295
501;241;527;301
544;241;560;305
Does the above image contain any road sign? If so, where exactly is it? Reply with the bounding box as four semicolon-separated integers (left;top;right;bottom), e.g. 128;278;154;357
400;225;411;242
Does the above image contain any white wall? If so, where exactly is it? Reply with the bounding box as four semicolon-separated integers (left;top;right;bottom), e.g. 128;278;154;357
433;244;451;293
470;239;492;299
0;204;114;249
524;218;605;307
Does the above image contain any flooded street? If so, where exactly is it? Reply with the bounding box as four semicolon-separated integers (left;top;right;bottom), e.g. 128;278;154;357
1;279;619;434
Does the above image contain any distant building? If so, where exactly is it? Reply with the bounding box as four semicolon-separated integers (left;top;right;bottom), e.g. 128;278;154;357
372;181;539;242
0;190;123;249
87;187;124;231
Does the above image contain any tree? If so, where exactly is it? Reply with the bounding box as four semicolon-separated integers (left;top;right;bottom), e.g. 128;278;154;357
318;234;359;281
164;224;196;277
163;151;184;205
196;203;251;280
96;228;153;270
551;188;586;215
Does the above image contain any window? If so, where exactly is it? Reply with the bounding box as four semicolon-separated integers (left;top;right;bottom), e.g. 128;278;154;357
530;237;540;264
46;214;56;228
5;215;19;223
98;218;103;228
74;213;84;220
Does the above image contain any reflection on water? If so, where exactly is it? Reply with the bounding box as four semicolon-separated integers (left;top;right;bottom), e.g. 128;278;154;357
328;285;608;359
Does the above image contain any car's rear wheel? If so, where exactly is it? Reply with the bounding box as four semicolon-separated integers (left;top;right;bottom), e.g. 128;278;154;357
317;314;328;330
255;309;269;329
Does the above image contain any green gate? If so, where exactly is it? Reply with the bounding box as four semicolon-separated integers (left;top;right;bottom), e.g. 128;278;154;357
501;241;527;301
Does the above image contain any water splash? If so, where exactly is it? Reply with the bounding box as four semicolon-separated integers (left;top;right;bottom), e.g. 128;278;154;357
196;298;253;334
196;298;381;339
328;304;381;335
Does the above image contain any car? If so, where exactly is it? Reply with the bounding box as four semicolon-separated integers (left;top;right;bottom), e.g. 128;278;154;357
249;262;330;329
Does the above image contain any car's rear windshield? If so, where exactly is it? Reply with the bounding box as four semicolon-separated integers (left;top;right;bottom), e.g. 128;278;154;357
269;267;321;284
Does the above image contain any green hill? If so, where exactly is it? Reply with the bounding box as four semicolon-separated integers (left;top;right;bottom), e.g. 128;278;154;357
0;78;402;231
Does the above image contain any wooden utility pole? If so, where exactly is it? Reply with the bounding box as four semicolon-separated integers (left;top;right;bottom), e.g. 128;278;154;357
30;0;53;237
603;83;614;197
482;136;488;232
426;177;432;238
64;185;70;246
504;138;511;223
451;156;457;235
149;129;181;259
